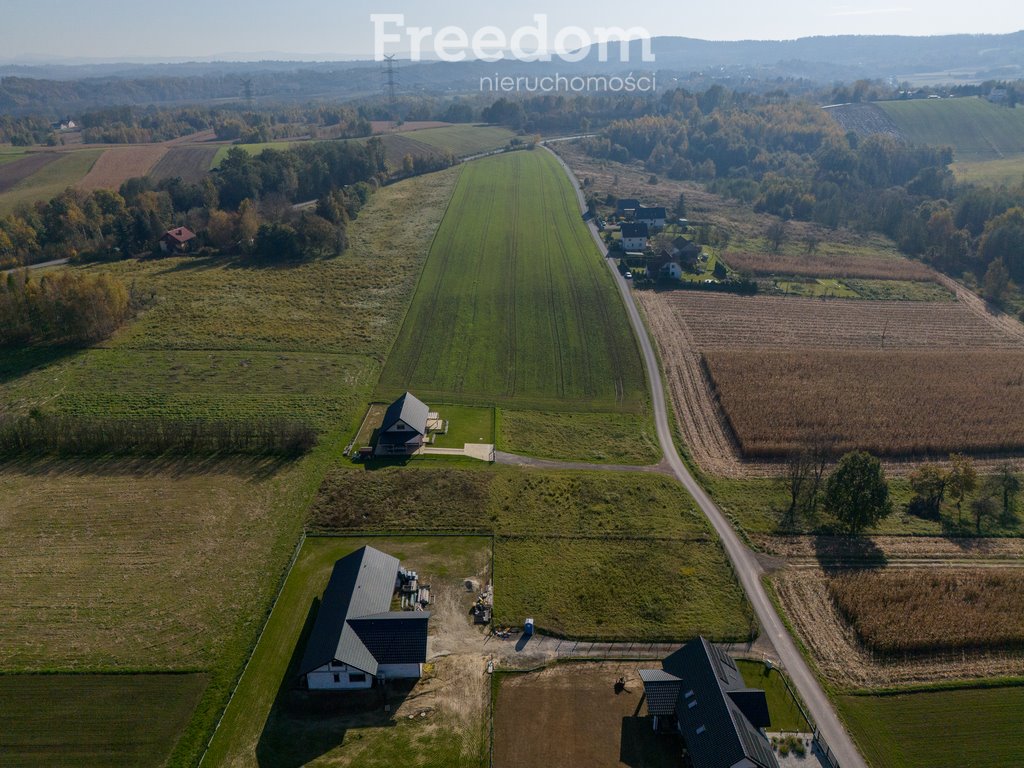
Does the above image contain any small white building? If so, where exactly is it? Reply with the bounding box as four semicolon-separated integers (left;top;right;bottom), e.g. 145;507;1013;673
299;546;430;690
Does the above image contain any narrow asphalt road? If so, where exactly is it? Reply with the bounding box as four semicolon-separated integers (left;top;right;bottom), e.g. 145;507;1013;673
2;257;69;275
544;144;867;768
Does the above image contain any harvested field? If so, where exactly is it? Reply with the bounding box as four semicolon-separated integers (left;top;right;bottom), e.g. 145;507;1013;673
493;663;680;768
0;150;102;215
823;103;905;141
723;249;934;281
770;567;1024;689
370;120;450;133
828;568;1024;655
0;152;59;194
703;349;1024;457
78;144;168;190
149;145;219;183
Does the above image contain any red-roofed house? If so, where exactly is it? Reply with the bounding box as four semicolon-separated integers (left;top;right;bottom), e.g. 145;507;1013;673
160;227;197;254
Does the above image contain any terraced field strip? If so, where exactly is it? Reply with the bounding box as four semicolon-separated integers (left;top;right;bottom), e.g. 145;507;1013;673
378;150;646;412
149;145;220;183
0;149;102;215
0;152;60;194
877;97;1024;162
78;144;168;190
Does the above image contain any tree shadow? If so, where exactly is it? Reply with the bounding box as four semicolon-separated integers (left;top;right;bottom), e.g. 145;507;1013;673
619;716;681;768
811;535;887;574
255;597;416;768
0;345;83;385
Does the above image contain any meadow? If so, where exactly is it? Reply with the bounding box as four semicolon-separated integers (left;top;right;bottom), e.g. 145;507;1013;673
736;660;810;733
378;150;646;413
877;98;1024;162
496;409;661;464
203;536;491;767
149;145;221;183
0;673;208;768
838;685;1024;768
951;155;1024;187
828;569;1024;654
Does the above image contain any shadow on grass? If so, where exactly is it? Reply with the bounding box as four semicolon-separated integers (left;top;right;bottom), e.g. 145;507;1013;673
256;597;413;768
619;715;681;768
0;345;83;385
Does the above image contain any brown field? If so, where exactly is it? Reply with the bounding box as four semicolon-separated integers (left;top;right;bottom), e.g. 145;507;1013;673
770;567;1024;689
493;663;678;768
704;349;1024;457
0;152;59;193
78;145;168;191
828;568;1024;654
722;249;934;281
149;145;219;183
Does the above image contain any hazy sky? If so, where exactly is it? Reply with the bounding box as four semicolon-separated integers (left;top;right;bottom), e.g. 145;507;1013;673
2;0;1023;60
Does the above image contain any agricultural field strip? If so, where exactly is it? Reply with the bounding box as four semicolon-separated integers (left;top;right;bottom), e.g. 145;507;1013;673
0;149;103;215
78;144;169;191
0;152;60;193
877;98;1024;162
151;145;221;183
378;150;645;410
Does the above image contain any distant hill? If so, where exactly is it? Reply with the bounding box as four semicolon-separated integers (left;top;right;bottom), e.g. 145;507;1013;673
826;98;1024;163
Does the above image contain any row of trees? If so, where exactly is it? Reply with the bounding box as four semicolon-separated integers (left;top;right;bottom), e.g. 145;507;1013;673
0;270;131;347
909;457;1020;533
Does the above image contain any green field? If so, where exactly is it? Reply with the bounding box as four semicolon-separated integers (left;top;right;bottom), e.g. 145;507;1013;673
0;149;102;215
878;98;1024;163
952;156;1024;187
311;466;754;640
839;686;1024;768
0;673;208;767
392;125;517;157
204;536;491;767
737;660;811;733
496;409;660;464
774;278;859;298
431;404;495;448
0;147;28;166
379;150;646;412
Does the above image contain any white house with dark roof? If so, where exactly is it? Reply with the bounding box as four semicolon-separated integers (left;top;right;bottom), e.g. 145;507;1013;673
639;637;778;768
635;206;667;228
299;546;429;690
375;391;430;456
620;222;650;251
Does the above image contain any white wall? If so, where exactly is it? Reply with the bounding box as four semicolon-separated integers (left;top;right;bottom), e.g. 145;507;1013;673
622;237;647;250
307;663;374;690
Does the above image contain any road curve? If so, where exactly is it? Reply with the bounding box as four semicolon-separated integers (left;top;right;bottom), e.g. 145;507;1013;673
543;144;868;768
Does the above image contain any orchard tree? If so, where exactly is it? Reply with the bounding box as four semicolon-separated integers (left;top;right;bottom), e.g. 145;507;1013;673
907;463;948;519
824;451;892;534
947;453;978;526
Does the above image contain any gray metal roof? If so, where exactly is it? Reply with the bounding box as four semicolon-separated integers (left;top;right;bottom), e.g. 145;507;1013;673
299;546;430;678
661;638;779;768
639;669;683;715
381;392;429;436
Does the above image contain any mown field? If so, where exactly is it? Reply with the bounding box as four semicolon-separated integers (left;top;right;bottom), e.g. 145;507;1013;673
829;569;1024;655
839;685;1024;768
0;149;102;215
0;673;208;768
952;155;1024;187
877;98;1024;163
78;144;168;190
311;466;754;641
392;125;517;157
204;536;491;768
496;409;660;464
736;660;810;733
703;349;1024;457
379;150;645;413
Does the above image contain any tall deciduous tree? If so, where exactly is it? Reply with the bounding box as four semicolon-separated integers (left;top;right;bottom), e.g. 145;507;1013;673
947;453;978;526
824;451;892;534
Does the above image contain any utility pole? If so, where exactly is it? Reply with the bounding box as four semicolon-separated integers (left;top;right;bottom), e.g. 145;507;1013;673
382;55;398;121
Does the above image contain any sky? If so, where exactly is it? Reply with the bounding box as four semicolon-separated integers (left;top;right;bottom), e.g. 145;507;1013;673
2;0;1023;61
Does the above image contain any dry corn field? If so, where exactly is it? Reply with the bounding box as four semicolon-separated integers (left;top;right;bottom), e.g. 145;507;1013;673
637;289;1024;474
828;568;1024;655
704;349;1024;457
722;249;935;281
770;567;1024;688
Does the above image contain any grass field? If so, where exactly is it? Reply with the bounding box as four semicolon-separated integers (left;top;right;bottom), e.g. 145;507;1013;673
952;156;1024;187
431;404;495;448
149;145;221;183
877;98;1024;163
838;685;1024;768
774;277;859;298
0;149;102;215
379;150;646;413
0;147;28;166
496;409;661;464
397;125;517;157
0;673;208;768
204;536;491;767
736;660;810;733
312;466;754;641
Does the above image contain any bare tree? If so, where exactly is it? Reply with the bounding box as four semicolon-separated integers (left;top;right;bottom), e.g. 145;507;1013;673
766;220;787;253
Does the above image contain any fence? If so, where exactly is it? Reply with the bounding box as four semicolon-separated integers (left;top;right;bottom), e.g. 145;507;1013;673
813;727;842;768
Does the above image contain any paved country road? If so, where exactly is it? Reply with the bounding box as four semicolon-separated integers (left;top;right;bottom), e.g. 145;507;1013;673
2;257;69;275
543;144;868;768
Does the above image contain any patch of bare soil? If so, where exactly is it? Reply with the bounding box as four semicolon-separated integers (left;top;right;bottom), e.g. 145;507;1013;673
771;567;1024;689
0;153;59;194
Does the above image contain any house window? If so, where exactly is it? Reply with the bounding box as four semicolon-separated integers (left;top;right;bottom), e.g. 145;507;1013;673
696;725;706;735
349;673;366;683
688;700;697;709
333;673;341;683
684;689;694;698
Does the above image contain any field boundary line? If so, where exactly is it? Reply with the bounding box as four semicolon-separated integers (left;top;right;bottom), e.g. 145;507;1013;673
197;531;307;767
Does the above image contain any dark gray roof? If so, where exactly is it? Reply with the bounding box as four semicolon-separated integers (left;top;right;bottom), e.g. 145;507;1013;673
661;638;778;768
615;198;640;212
381;392;429;436
620;222;650;239
639;669;682;715
299;546;430;678
636;206;667;219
